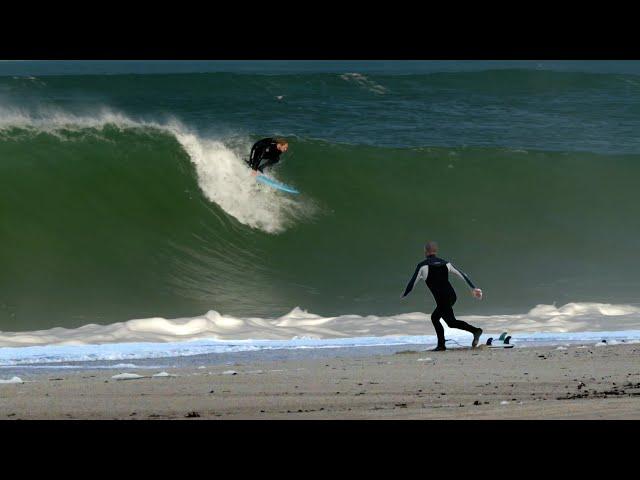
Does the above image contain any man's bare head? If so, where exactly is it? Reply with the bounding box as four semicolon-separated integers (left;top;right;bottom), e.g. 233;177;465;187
275;138;289;153
424;241;438;256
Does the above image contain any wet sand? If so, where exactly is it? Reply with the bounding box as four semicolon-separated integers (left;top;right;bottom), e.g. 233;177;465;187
1;343;639;419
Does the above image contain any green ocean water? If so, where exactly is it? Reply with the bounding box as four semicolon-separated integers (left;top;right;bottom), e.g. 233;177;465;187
1;62;639;330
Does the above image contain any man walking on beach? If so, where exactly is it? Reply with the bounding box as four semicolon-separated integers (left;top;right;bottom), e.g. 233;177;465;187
402;241;484;351
247;137;289;175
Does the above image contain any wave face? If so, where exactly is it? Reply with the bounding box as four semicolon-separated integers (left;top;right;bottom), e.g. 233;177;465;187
1;65;640;332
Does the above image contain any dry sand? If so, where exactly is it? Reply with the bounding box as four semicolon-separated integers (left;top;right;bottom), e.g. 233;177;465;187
1;343;639;419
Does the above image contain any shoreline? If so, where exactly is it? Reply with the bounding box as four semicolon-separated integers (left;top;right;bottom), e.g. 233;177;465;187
1;342;639;420
2;324;640;367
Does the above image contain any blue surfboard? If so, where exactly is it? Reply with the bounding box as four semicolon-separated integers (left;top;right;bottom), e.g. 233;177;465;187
256;174;300;194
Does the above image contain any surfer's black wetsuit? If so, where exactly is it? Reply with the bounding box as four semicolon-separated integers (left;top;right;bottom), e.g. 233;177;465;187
402;254;481;348
248;138;282;173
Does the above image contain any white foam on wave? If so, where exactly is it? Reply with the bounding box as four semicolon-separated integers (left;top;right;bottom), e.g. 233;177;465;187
171;126;304;233
1;302;640;365
0;105;307;233
2;302;640;348
462;302;640;333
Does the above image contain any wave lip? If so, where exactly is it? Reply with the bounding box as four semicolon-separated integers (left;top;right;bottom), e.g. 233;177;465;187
0;106;305;233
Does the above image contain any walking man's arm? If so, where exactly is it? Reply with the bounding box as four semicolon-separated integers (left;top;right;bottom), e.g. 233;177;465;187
447;263;483;299
401;264;428;298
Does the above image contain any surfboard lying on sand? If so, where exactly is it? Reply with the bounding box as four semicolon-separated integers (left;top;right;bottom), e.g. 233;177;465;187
486;331;514;348
256;173;300;194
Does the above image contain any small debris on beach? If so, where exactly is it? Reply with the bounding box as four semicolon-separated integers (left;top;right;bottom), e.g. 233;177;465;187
111;373;144;380
0;377;24;384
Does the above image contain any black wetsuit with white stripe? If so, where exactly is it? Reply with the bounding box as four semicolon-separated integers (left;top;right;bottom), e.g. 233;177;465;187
402;254;480;347
402;254;476;303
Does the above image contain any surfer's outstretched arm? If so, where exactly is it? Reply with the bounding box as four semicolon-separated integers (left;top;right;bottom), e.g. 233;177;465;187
401;263;428;298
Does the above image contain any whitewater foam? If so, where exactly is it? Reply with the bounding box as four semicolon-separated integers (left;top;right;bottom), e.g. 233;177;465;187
170;126;303;233
2;302;639;348
1;302;640;365
0;106;306;233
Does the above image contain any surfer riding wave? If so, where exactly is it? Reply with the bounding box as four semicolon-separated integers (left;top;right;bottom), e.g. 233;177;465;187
247;137;289;175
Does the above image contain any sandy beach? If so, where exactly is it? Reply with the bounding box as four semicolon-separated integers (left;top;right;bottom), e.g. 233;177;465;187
1;343;638;420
